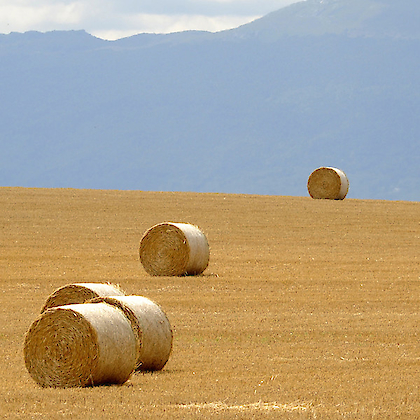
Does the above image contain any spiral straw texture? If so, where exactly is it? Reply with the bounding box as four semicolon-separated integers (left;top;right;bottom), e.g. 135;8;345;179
307;167;349;200
41;282;124;312
139;222;209;276
90;296;173;371
24;302;137;388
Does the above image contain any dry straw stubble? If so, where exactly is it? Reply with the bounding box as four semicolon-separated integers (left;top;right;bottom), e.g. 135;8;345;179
90;295;173;371
24;302;137;388
41;282;124;312
307;166;349;200
139;222;209;276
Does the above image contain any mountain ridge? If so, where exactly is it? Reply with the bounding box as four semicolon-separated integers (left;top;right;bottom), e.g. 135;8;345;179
3;0;420;48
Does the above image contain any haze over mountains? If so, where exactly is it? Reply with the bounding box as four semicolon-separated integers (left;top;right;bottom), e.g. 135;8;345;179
1;0;419;201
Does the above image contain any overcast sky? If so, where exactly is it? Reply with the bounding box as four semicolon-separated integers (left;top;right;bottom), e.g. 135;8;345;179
0;0;303;40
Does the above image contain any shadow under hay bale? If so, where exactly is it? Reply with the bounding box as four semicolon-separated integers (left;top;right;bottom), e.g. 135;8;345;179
24;302;137;388
139;222;210;276
307;167;349;200
41;282;124;313
90;295;173;371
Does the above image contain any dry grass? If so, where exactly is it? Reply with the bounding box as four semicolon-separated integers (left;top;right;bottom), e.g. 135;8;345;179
1;187;419;419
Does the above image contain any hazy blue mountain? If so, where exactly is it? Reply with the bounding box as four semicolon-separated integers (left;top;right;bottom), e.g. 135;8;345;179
0;0;419;201
230;0;420;40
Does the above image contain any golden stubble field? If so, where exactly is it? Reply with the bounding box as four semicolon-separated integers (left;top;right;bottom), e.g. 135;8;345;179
1;187;419;419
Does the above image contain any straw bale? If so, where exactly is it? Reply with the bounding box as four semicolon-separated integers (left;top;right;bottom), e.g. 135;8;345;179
24;302;137;388
307;167;349;200
90;295;173;371
139;222;209;276
41;282;124;312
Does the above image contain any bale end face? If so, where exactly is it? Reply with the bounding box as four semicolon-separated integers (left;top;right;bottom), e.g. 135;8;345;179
307;167;349;200
24;303;137;388
24;308;100;388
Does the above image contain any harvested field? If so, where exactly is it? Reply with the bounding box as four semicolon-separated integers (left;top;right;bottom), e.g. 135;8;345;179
1;187;419;419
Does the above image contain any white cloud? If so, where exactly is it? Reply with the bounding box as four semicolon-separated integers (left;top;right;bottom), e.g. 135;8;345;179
0;1;87;32
0;0;303;40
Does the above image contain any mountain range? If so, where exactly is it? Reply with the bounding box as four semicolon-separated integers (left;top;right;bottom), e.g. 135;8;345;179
1;0;419;201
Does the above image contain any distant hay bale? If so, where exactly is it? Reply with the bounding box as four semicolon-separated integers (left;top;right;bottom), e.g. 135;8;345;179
139;222;210;276
307;167;349;200
24;302;137;388
41;282;124;312
90;296;173;371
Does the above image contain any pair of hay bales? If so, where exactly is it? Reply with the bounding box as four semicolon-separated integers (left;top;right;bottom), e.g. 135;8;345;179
137;172;350;279
139;222;210;277
24;283;172;388
138;172;349;274
307;167;349;200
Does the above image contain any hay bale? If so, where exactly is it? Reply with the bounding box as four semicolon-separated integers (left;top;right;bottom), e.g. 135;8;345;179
24;302;137;388
139;222;209;276
307;167;349;200
41;282;124;312
90;296;173;371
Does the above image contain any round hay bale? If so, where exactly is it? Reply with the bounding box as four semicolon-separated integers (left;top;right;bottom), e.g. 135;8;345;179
307;167;349;200
41;282;124;313
90;296;173;371
139;222;209;276
24;302;137;388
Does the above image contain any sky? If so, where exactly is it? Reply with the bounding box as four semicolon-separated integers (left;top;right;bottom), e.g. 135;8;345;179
0;0;303;40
